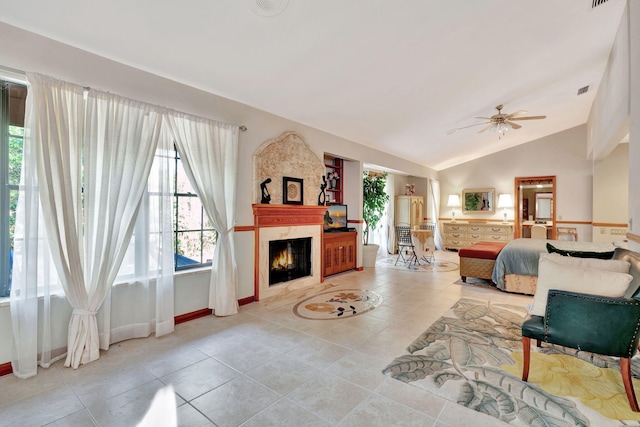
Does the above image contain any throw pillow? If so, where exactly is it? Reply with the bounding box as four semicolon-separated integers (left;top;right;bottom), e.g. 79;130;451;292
546;242;614;260
543;252;630;273
529;254;633;316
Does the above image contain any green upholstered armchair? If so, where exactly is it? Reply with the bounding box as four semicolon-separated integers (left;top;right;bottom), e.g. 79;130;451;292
521;247;640;411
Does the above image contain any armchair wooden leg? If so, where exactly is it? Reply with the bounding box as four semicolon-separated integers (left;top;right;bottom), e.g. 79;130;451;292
620;358;640;412
522;336;531;382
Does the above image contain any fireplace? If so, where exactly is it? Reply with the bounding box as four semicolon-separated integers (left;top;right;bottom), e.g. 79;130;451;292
253;204;327;300
269;237;312;285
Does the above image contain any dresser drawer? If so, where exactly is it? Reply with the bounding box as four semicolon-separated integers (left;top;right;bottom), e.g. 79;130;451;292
485;226;509;235
468;225;484;233
484;234;509;242
444;224;466;232
468;234;484;241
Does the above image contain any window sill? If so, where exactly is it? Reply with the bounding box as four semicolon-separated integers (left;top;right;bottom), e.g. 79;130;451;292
0;266;212;307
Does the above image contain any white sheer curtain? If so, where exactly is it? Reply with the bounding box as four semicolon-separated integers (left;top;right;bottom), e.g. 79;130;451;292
165;112;239;316
98;125;176;347
428;178;444;250
12;73;165;372
10;76;67;378
384;174;395;254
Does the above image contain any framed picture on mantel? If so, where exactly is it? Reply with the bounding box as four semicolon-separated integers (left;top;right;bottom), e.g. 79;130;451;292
283;177;304;205
462;188;495;213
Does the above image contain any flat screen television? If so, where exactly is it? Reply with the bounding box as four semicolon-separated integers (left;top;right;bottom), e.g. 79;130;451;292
323;204;348;232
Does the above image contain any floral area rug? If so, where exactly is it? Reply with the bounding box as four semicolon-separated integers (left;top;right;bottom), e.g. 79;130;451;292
293;289;383;320
376;256;458;273
382;297;640;426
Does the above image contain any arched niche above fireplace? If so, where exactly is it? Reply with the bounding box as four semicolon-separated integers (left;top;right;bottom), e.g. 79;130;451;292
253;131;325;205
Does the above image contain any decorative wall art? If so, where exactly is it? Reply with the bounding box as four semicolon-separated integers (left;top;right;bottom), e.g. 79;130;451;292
462;188;495;213
283;177;304;204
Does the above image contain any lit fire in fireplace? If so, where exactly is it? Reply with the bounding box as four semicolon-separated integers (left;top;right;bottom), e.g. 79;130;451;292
271;248;294;270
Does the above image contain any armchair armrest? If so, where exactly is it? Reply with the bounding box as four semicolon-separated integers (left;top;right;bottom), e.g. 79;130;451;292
545;290;640;358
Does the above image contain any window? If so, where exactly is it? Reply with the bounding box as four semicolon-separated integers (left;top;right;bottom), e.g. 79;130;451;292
173;146;216;270
1;80;26;298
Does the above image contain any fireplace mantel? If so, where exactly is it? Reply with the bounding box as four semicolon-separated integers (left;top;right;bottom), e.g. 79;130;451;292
252;204;328;300
252;204;328;227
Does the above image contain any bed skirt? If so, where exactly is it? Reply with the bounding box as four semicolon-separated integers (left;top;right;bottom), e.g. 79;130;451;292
504;274;537;295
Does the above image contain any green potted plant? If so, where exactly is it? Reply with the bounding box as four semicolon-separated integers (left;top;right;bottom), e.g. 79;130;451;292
362;171;389;267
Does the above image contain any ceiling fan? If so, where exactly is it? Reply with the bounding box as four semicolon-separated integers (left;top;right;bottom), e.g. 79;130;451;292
447;104;547;136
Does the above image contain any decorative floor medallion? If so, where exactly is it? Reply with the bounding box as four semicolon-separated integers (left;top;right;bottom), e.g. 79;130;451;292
293;289;383;320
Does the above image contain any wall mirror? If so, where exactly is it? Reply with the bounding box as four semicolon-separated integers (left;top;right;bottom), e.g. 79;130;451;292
535;193;553;220
462;188;495;213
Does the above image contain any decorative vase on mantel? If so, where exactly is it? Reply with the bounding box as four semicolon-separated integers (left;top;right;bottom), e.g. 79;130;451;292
329;178;337;189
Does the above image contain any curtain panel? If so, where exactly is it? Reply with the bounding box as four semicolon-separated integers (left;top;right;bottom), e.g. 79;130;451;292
165;112;240;316
11;72;240;377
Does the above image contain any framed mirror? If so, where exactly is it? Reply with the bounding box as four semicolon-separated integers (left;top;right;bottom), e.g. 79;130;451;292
535;193;553;220
462;188;495;213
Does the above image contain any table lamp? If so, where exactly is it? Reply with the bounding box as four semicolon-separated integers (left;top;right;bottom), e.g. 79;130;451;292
447;194;461;222
497;193;513;224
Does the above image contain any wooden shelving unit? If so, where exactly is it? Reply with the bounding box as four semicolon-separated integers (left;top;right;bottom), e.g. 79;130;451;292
324;157;343;205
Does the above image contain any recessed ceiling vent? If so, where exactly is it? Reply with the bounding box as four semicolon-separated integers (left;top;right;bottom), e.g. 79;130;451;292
577;85;590;95
250;0;289;17
592;0;609;8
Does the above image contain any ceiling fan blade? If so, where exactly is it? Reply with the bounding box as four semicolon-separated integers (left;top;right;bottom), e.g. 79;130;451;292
447;121;491;135
475;116;492;120
478;123;494;133
510;115;547;121
506;110;528;119
506;121;522;129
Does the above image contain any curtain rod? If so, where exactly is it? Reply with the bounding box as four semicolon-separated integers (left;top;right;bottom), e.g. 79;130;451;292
2;67;248;131
0;64;27;83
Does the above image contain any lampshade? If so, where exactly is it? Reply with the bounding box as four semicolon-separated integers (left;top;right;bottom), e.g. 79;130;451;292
497;194;513;209
497;193;513;224
447;194;461;208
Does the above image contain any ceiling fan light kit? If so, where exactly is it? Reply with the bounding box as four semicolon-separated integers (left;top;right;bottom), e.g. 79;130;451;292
448;104;546;138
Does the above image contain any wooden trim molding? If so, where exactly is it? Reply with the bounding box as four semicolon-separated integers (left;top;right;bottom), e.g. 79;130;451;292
238;296;255;306
234;225;255;232
627;233;640;244
347;219;363;224
174;308;212;325
0;362;12;377
592;222;628;227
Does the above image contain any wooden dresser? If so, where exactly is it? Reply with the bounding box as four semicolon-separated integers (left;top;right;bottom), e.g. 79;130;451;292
442;221;513;250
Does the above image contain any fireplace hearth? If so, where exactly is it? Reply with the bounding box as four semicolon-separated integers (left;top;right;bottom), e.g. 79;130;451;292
269;237;311;285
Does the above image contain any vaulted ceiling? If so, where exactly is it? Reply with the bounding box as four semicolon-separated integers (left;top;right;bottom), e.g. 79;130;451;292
0;0;627;170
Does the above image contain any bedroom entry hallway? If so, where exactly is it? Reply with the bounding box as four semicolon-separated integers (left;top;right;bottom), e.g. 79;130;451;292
0;251;531;426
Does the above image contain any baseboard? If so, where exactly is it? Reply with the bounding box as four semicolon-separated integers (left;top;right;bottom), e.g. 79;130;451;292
2;296;259;377
174;308;213;325
238;296;255;306
0;362;12;377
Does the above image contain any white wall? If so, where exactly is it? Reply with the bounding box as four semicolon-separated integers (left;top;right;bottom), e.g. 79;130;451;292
629;1;640;252
0;22;436;365
438;125;593;239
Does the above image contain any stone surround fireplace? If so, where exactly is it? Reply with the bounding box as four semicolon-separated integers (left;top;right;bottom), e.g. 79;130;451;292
252;131;328;301
253;204;327;300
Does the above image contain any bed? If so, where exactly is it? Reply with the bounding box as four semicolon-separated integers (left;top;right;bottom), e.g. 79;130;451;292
491;238;617;294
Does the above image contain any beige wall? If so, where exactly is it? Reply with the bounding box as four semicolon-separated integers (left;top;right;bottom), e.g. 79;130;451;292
437;125;594;240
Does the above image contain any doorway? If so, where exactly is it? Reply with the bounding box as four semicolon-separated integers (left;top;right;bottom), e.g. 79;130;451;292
514;176;556;239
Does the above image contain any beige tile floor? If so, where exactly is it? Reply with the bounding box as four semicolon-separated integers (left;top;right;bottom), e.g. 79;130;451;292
0;251;533;426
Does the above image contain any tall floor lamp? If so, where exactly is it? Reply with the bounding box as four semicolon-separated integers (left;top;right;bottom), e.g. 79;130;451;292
447;194;461;223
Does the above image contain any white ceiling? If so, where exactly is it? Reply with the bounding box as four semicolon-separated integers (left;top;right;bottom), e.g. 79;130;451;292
0;0;627;170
